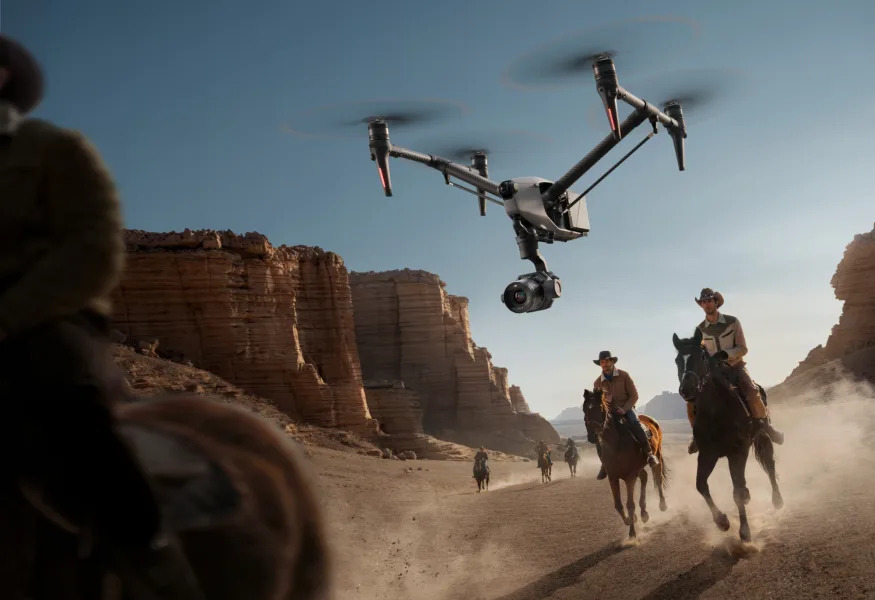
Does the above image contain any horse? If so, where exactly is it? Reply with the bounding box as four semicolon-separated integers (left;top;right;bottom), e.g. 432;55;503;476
672;329;783;542
582;388;669;539
1;393;331;600
473;457;490;493
564;444;579;477
537;450;552;483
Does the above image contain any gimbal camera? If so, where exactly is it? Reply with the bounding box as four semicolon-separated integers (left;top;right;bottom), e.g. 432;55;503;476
367;54;688;314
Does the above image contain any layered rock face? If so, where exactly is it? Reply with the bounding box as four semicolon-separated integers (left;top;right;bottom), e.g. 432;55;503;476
110;229;377;433
773;224;875;399
349;269;560;455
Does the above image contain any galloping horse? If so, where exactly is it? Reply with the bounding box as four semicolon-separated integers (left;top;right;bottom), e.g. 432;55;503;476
564;444;579;478
537;449;552;483
473;456;490;493
673;329;783;542
582;389;668;538
1;393;331;600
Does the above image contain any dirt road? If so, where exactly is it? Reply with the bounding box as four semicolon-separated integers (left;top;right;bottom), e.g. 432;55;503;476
308;392;875;600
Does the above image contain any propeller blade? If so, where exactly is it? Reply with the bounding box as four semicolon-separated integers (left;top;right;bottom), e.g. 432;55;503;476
416;129;555;163
281;98;470;140
501;16;702;90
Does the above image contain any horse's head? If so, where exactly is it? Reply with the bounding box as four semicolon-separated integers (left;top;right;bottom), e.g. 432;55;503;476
582;388;609;442
672;328;711;400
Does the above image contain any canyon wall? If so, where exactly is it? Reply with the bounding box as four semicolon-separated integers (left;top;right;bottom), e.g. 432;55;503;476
110;229;377;434
771;223;875;400
348;269;560;455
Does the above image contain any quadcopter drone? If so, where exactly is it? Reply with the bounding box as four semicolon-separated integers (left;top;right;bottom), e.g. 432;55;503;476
366;54;688;314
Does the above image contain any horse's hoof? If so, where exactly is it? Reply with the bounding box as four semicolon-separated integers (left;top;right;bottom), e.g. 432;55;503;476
716;513;731;531
641;511;650;523
773;492;784;510
659;500;668;512
740;524;752;542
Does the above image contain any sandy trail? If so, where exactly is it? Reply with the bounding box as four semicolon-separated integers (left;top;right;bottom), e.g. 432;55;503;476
308;385;875;600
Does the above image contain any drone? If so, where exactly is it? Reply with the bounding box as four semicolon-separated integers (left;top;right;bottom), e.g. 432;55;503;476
367;54;688;314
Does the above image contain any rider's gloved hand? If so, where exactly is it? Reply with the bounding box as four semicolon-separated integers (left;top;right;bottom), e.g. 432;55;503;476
714;350;729;361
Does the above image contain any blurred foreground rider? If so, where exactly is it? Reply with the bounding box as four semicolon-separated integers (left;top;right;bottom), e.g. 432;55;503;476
0;34;202;598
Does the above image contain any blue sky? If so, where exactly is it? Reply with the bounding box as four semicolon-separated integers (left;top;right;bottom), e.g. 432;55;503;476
5;0;873;420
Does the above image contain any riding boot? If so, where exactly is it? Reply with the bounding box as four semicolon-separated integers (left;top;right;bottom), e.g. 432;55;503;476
630;424;659;467
595;441;607;480
755;418;785;445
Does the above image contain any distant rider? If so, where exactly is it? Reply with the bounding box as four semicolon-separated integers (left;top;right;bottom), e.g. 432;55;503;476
688;288;784;454
472;446;489;478
591;350;659;480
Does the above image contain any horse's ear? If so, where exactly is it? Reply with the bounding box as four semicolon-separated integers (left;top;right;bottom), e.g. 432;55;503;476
672;332;682;350
693;327;703;343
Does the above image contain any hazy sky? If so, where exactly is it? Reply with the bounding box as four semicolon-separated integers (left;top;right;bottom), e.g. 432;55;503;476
5;0;873;420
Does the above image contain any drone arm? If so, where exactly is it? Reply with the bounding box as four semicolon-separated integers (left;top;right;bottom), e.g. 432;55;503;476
543;108;649;206
615;86;681;133
389;145;501;196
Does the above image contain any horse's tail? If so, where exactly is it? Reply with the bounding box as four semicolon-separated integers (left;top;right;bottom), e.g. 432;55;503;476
754;432;778;480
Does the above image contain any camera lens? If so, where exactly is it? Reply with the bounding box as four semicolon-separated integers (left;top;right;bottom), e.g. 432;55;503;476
503;277;544;313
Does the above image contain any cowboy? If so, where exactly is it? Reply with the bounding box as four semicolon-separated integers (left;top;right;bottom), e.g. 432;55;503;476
472;446;489;478
591;350;659;480
690;288;784;454
0;34;202;598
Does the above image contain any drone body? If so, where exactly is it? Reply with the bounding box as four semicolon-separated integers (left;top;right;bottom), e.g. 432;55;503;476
366;54;689;314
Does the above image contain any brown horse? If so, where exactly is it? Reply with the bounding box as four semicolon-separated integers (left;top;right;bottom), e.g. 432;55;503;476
1;393;331;600
582;389;669;538
537;450;552;483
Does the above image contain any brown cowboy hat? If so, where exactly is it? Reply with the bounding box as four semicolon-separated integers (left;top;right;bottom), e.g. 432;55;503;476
592;350;618;365
695;287;724;309
0;34;45;114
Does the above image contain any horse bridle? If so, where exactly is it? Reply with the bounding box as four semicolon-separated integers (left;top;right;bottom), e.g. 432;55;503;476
679;345;710;399
583;393;612;437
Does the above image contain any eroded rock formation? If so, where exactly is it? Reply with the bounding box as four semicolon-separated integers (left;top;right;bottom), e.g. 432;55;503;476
349;269;560;456
772;223;875;400
110;229;378;434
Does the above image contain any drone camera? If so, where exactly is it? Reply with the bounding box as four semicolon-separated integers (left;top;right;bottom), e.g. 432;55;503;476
663;102;686;171
368;120;393;196
471;152;488;216
592;56;621;142
498;180;518;200
501;271;562;314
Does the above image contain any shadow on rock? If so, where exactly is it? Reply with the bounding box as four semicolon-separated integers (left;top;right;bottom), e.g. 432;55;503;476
492;543;626;600
640;547;739;600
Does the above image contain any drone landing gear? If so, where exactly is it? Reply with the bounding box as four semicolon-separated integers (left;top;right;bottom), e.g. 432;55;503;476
502;218;562;314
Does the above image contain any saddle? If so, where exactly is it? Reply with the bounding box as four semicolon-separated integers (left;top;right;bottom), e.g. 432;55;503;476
718;367;768;418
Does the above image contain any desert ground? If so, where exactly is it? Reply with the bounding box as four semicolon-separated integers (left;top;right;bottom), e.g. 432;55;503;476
305;386;875;600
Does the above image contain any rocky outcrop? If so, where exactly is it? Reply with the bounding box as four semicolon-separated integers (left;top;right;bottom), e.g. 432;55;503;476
349;269;560;456
110;229;377;434
772;224;875;401
509;386;531;414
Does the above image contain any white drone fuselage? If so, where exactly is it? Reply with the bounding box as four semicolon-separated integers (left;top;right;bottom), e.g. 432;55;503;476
501;176;590;242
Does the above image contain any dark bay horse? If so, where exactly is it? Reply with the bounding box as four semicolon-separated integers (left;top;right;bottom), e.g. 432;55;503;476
673;329;783;542
564;444;579;478
582;389;669;538
1;393;331;600
473;457;490;493
537;450;552;483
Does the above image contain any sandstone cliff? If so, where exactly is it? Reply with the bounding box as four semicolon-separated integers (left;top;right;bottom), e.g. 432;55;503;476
348;269;560;456
110;229;378;434
771;223;875;401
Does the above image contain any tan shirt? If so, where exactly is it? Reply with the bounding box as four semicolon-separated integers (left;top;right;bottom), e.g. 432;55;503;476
697;312;748;366
592;367;639;413
0;102;124;337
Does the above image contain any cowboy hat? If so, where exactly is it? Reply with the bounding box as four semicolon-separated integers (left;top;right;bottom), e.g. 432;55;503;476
0;34;45;114
592;350;618;365
694;288;724;309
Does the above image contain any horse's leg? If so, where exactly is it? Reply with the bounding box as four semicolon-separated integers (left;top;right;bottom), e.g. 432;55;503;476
625;476;638;538
728;450;752;542
609;476;628;525
754;435;783;509
697;452;730;532
638;469;649;523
